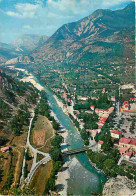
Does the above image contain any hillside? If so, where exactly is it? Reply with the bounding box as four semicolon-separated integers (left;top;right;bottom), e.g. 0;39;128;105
30;2;134;65
0;42;23;64
0;69;40;191
0;70;39;134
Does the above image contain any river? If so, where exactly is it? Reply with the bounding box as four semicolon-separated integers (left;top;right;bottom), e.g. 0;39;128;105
7;65;106;195
44;87;107;195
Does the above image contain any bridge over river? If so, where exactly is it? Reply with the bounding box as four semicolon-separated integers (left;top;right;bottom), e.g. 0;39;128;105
62;144;96;156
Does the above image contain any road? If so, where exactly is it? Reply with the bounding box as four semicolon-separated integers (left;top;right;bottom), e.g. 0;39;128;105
20;98;51;186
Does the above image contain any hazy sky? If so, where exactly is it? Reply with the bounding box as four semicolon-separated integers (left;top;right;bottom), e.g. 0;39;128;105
0;0;132;43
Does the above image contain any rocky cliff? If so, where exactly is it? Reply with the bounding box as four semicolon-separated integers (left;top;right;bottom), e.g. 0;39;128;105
102;175;136;196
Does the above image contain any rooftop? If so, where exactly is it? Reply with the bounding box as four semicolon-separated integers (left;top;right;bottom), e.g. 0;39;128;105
111;130;122;135
125;151;133;157
119;147;129;154
130;139;136;146
98;140;103;145
119;137;131;144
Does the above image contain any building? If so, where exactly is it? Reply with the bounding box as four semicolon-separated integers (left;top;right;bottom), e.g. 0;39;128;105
111;130;122;139
124;151;133;160
111;96;116;102
98;140;103;151
1;146;10;153
119;147;130;155
130;98;135;102
90;105;95;111
119;137;131;147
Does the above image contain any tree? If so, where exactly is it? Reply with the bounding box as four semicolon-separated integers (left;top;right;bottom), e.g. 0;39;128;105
0;136;8;146
49;147;61;162
101;132;113;152
44;178;55;194
80;129;89;141
52;120;60;130
51;135;63;147
104;159;115;170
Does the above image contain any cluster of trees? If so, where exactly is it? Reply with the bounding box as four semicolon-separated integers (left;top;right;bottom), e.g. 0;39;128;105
74;92;112;111
79;112;98;129
80;129;90;145
44;135;63;194
24;163;28;178
50;135;63;162
11;108;30;136
0;136;8;146
87;148;119;177
0;98;10;120
4;166;14;190
87;149;136;181
33;91;60;131
69;114;90;145
0;186;36;195
96;93;112;110
44;161;62;194
74;102;91;110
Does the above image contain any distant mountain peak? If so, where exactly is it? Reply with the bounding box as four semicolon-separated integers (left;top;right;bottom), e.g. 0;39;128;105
12;34;49;53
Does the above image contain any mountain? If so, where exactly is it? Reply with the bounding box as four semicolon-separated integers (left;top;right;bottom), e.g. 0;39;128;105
0;42;23;64
12;34;49;53
30;2;134;65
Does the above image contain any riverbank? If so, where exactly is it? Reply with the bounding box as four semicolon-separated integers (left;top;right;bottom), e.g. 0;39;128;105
54;94;69;115
21;75;44;91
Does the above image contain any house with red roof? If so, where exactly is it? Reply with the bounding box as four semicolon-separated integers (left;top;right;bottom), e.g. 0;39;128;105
119;137;131;147
98;140;103;151
90;105;95;111
130;98;135;101
119;147;130;155
111;130;122;139
124;151;133;160
1;146;10;153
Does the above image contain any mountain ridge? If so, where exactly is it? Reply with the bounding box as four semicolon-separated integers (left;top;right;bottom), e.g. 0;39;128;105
3;2;135;66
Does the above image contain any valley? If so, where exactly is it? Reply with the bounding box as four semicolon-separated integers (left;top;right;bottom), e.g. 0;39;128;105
0;2;135;196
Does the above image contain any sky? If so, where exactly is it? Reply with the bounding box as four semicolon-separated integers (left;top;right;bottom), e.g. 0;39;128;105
0;0;133;43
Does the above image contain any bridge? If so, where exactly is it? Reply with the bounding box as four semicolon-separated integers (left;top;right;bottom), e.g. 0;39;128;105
62;144;96;156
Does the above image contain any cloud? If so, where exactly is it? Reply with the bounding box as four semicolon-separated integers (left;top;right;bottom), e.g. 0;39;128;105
6;3;40;18
23;25;32;29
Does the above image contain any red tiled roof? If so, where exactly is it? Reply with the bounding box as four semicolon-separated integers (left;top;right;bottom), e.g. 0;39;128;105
125;151;133;157
124;104;129;108
119;147;129;154
114;142;118;145
108;107;114;112
130;139;136;146
1;146;10;152
98;140;103;145
123;101;129;105
98;125;103;128
99;117;108;122
119;137;131;144
111;130;122;135
130;98;135;101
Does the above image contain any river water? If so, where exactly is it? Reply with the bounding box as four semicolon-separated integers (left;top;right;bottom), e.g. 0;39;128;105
44;88;107;195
